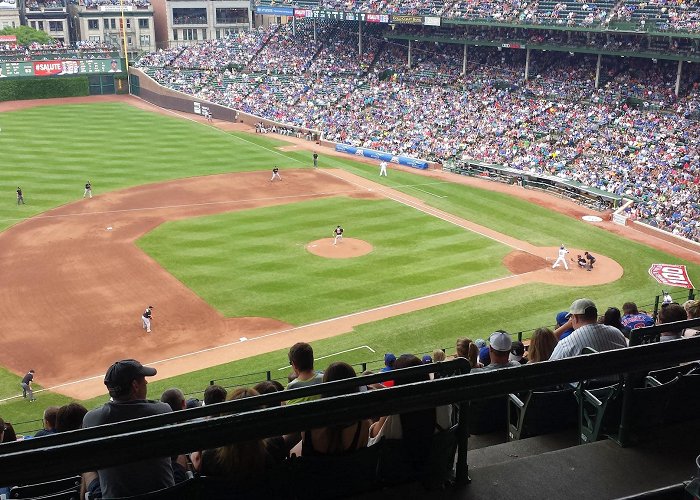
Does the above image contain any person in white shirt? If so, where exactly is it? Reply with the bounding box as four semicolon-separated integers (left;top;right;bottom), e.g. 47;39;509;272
549;298;627;360
379;161;388;177
552;244;569;270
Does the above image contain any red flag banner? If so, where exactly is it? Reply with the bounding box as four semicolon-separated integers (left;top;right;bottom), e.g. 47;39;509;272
648;264;695;289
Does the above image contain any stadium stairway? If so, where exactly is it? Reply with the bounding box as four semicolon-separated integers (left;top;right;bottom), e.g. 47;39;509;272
353;419;700;500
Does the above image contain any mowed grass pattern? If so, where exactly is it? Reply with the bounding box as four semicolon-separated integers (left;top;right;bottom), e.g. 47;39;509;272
0;103;289;232
137;197;512;324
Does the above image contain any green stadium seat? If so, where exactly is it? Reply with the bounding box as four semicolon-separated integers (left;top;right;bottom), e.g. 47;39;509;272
508;386;577;441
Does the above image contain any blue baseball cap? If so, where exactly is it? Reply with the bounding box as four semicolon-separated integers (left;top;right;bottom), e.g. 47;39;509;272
384;353;396;365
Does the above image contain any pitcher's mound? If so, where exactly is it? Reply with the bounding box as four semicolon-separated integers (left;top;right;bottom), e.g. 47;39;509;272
504;250;549;274
306;238;373;259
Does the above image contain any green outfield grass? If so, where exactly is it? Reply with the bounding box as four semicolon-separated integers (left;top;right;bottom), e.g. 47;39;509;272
137;197;512;324
0;101;698;432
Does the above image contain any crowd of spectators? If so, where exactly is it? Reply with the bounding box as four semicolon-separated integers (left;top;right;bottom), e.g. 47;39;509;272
0;40;119;61
136;23;700;241
2;296;698;497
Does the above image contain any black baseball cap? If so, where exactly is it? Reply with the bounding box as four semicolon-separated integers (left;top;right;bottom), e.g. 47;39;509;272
104;359;157;392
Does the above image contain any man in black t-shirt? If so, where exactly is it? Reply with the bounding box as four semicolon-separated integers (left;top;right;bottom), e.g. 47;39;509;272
312;152;318;168
21;369;36;401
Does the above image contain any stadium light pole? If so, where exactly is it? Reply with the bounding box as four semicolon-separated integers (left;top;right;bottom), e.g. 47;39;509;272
118;0;130;90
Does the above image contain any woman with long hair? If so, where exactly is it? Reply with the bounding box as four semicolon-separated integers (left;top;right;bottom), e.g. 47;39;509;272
196;388;273;483
299;362;370;456
527;328;558;363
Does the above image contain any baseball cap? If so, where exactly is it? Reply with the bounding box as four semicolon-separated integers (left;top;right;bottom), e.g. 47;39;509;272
489;331;513;352
422;355;433;364
104;359;156;392
567;298;597;317
384;353;396;365
478;346;491;365
510;340;525;358
474;338;487;349
556;311;569;326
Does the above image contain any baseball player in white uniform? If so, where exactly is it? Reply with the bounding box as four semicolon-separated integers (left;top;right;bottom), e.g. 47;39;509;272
142;305;154;333
552;245;569;270
379;161;388;177
333;225;344;245
84;180;92;199
270;167;282;182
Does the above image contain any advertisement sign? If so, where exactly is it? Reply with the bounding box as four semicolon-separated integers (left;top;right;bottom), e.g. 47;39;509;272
0;0;17;9
423;16;440;26
255;5;293;16
100;5;132;11
648;264;695;289
0;35;17;43
335;144;428;170
294;8;312;18
365;13;389;23
1;58;121;78
391;14;422;24
501;43;523;49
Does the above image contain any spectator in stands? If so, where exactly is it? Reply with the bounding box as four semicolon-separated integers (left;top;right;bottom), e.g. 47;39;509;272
657;303;688;342
455;337;479;368
382;353;397;372
160;388;190;483
432;349;446;363
549;299;627;360
186;398;202;409
82;359;174;498
600;307;631;338
554;311;575;340
160;388;186;412
621;302;655;331
193;387;276;485
204;384;227;406
510;341;527;364
478;346;491;367
34;406;59;437
286;342;324;404
294;362;370;456
683;300;700;336
471;331;522;372
527;327;558;363
368;354;453;445
253;380;285;406
55;403;88;432
0;418;8;497
1;422;17;442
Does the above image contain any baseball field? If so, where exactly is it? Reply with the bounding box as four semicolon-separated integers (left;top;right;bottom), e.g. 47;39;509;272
0;96;698;431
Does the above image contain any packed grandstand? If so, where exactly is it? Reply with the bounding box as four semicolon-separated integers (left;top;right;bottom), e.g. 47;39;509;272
134;21;699;242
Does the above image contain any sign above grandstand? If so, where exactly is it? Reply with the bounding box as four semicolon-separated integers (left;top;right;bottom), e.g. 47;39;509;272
364;13;389;23
423;16;440;26
100;5;133;11
648;264;695;289
391;14;422;24
255;5;293;16
0;35;16;43
0;0;16;9
0;58;122;78
294;9;312;18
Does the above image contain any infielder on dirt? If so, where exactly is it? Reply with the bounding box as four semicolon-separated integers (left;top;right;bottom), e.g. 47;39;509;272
142;305;154;333
270;167;282;182
552;244;569;270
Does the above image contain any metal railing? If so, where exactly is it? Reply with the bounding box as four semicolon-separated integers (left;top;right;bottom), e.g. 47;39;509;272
2;332;700;485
